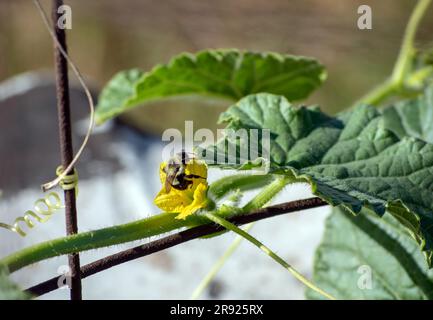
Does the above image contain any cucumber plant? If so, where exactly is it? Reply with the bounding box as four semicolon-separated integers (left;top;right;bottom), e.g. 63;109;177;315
1;0;433;300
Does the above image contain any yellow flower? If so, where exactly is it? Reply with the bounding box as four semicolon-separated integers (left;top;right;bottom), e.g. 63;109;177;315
154;157;209;219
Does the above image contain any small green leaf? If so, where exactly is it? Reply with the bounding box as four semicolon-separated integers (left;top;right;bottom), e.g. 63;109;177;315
383;86;433;143
95;50;326;124
203;93;433;265
307;208;433;300
0;265;30;300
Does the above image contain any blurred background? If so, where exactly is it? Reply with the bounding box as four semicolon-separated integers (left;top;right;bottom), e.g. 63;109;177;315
0;0;432;299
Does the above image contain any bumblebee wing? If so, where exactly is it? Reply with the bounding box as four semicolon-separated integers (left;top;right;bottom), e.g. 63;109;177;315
164;179;172;192
165;169;179;192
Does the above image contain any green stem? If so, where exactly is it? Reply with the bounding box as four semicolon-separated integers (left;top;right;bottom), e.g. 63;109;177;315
392;0;431;85
242;176;295;212
190;223;254;300
191;175;298;298
1;212;183;273
0;176;289;273
352;79;398;107
202;176;292;239
208;174;274;200
204;212;336;300
353;0;431;107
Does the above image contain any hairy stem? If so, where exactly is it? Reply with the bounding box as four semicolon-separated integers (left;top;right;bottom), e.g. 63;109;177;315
1;212;182;273
191;176;296;296
242;176;295;212
352;80;398;107
27;198;328;297
0;176;290;273
209;174;274;200
392;0;432;85
190;223;255;300
204;212;336;300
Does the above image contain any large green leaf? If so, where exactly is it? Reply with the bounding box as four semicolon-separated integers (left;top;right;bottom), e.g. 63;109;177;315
383;86;433;144
307;208;433;300
0;265;30;300
96;69;144;124
95;50;326;124
308;86;433;299
202;93;433;265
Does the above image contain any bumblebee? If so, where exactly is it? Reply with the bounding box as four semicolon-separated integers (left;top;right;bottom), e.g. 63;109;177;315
163;151;206;192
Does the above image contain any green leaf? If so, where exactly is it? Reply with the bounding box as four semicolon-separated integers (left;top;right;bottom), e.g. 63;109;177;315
202;93;433;266
96;69;144;124
307;208;433;300
95;50;326;124
383;86;433;143
0;265;30;300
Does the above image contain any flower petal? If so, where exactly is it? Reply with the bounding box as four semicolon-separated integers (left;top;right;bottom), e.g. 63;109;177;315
154;157;209;218
154;188;191;212
176;183;209;219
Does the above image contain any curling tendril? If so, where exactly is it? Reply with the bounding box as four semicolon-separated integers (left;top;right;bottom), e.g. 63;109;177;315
0;167;78;236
